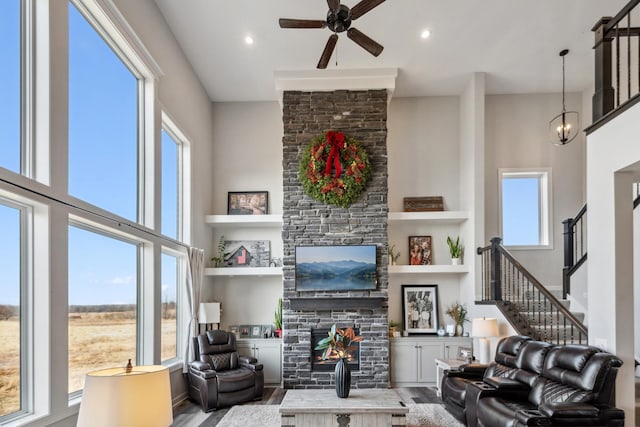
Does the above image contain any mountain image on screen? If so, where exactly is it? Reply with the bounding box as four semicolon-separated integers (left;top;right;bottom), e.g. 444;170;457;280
296;259;376;291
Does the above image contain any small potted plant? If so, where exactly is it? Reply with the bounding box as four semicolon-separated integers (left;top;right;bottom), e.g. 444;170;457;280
274;297;283;338
210;236;229;268
446;236;463;265
388;320;401;337
445;302;469;336
315;325;363;398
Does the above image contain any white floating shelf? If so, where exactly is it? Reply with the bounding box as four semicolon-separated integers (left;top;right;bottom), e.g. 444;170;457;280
387;211;469;224
205;214;283;228
388;264;469;275
204;267;283;277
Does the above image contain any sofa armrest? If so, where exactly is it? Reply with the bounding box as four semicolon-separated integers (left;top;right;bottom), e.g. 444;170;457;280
189;365;218;379
538;402;599;418
239;355;263;371
484;376;530;391
239;355;258;365
444;363;487;381
190;360;212;371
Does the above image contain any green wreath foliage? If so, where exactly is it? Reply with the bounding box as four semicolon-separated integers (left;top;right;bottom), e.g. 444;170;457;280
299;132;371;208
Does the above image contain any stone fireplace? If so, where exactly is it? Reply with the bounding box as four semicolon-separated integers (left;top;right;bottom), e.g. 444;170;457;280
281;89;389;389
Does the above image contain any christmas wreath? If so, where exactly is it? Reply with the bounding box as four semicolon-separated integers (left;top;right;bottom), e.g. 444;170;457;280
299;131;371;208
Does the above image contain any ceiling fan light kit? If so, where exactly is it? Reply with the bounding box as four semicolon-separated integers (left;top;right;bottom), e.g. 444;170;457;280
279;0;386;69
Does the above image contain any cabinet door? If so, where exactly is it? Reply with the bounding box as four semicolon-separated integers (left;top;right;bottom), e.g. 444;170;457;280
390;340;419;384
417;342;444;384
255;341;282;385
237;342;255;359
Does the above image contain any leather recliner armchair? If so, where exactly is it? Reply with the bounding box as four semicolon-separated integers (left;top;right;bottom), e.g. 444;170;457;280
188;330;264;412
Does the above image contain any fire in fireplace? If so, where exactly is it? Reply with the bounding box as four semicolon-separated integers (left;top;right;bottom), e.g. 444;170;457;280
310;328;360;372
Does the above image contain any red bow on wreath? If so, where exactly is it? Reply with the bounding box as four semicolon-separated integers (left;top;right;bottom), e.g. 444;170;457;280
324;131;345;178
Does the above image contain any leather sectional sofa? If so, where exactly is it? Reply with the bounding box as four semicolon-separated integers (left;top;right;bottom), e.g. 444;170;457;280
441;335;624;427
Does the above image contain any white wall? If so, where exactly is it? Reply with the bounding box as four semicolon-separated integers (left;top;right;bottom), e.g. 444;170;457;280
485;93;586;289
587;102;640;422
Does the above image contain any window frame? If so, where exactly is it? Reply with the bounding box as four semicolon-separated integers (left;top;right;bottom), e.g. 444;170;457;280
498;168;553;250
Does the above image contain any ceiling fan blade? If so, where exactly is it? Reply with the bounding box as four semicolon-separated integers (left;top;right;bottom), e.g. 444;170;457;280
350;0;386;20
279;18;326;29
327;0;340;12
317;34;339;69
347;28;383;57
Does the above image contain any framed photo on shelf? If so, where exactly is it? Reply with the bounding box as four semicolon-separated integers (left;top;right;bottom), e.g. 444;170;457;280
402;284;439;334
458;346;473;362
409;235;432;265
224;240;271;267
239;325;251;338
229;325;239;336
251;325;262;338
228;191;268;215
261;324;272;337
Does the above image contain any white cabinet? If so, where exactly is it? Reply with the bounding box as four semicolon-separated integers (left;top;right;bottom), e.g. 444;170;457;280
389;337;472;386
237;338;282;385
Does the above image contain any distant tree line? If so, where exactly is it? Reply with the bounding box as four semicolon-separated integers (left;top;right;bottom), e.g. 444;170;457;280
0;303;176;319
0;305;18;320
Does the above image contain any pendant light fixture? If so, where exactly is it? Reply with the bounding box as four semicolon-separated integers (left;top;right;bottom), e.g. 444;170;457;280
549;49;579;145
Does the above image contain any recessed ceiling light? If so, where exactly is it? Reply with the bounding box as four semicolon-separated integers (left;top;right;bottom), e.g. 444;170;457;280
244;35;254;45
420;29;431;40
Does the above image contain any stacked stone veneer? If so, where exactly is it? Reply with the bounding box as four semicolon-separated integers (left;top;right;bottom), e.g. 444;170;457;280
281;89;389;389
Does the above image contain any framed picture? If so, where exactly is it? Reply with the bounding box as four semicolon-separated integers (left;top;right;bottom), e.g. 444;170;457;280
251;325;262;338
457;346;473;362
402;284;439;334
409;235;432;265
261;324;272;337
229;325;239;336
228;191;268;215
224;240;271;267
239;325;251;338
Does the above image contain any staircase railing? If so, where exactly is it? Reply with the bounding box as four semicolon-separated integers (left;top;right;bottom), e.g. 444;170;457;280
562;204;587;298
592;0;640;123
478;237;588;345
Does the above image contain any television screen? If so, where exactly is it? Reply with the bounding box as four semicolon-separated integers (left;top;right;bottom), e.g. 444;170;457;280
295;245;377;291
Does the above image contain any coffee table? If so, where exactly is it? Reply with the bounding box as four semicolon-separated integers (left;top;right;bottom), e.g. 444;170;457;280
279;388;409;426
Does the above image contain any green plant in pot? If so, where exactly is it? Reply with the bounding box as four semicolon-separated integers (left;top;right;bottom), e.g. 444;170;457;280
446;236;463;265
273;297;283;338
314;325;363;398
210;236;230;267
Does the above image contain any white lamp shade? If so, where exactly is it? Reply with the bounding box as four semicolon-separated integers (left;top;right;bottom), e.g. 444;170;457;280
77;365;172;427
198;302;221;324
471;318;499;338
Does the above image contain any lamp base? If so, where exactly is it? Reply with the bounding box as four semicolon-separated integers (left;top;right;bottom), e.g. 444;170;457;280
477;337;491;364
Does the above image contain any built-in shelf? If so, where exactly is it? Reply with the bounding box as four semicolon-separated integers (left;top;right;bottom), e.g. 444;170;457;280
205;214;283;227
387;211;469;224
388;264;469;275
204;267;283;277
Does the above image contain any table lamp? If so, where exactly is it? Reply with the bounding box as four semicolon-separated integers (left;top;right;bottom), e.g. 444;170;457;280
76;364;172;427
471;317;499;364
198;302;221;332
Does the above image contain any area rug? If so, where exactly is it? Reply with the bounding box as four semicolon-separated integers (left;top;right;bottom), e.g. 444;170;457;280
216;403;463;427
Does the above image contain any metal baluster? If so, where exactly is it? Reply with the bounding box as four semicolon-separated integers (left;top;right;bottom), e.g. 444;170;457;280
616;23;621;106
628;13;632;100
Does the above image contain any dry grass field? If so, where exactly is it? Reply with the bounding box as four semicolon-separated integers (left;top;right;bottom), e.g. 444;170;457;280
0;311;176;417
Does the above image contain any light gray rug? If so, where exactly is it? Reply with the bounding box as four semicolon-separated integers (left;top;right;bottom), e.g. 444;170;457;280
217;403;463;427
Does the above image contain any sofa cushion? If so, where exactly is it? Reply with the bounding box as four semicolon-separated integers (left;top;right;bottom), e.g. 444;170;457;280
216;368;256;393
477;397;537;427
207;352;239;371
441;377;469;407
494;335;531;368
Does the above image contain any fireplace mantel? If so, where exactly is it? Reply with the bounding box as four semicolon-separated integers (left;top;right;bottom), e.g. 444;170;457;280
289;297;386;311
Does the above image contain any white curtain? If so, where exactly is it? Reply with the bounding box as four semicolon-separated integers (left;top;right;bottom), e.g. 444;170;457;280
183;247;205;373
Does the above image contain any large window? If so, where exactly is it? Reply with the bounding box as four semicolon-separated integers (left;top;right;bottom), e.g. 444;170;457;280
161;127;180;239
161;252;179;362
499;169;552;248
68;224;138;394
68;3;138;221
0;202;23;417
0;0;21;173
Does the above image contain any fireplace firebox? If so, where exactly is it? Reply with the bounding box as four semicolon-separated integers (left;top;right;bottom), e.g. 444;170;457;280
310;328;360;372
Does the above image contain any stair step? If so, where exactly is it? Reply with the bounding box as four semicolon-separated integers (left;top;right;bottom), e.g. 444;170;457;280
518;311;585;324
508;299;571;311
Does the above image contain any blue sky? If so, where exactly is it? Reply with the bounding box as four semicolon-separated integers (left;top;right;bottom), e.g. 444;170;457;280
0;3;177;306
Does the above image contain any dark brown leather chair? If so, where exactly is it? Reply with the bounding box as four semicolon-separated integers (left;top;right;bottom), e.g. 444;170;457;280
187;330;264;412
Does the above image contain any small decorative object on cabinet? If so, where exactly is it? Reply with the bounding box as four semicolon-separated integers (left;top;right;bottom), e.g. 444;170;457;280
401;284;439;334
409;235;432;265
227;191;268;215
446;235;463;265
210;236;229;267
388;320;400;337
445;302;468;336
403;196;444;212
314;325;363;398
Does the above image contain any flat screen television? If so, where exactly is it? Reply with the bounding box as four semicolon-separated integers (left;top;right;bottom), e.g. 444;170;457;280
295;245;377;291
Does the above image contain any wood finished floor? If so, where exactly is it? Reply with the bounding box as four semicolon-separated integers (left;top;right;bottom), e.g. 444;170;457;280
171;386;442;427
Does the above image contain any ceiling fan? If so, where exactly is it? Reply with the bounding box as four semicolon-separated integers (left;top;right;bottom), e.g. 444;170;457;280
279;0;386;69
